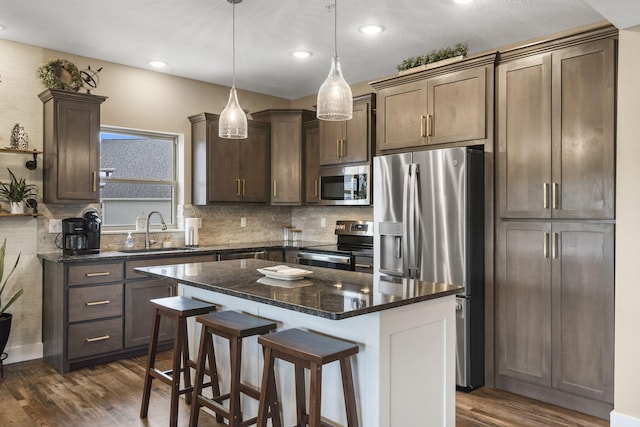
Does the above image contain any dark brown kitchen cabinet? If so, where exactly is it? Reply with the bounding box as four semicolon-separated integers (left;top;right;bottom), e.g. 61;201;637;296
304;120;320;204
497;37;615;220
371;57;493;153
495;220;614;417
124;279;174;348
42;253;215;373
319;94;375;165
190;112;270;204
252;109;315;206
39;89;106;203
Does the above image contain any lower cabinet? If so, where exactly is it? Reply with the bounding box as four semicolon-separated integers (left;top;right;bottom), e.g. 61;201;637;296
495;220;614;417
42;253;215;373
124;279;174;349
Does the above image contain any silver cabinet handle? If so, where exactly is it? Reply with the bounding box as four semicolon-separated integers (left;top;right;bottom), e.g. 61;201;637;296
92;171;97;192
420;115;426;137
355;263;373;268
273;180;277;197
85;300;110;306
314;179;318;197
86;335;110;343
426;114;432;136
552;232;558;259
236;179;242;196
552;182;559;210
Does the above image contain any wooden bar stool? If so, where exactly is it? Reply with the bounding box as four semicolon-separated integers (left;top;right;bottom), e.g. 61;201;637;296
256;328;360;427
189;310;280;427
140;295;216;427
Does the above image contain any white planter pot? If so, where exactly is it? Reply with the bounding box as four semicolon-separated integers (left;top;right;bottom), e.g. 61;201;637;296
10;201;25;214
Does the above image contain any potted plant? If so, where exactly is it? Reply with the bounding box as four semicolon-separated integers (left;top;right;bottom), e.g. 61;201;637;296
0;238;23;362
0;169;38;214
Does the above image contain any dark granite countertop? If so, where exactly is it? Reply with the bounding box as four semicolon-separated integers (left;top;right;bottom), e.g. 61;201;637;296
135;258;463;320
38;240;325;263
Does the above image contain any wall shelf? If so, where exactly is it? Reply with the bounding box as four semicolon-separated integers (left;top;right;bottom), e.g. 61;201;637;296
0;212;40;218
0;147;43;169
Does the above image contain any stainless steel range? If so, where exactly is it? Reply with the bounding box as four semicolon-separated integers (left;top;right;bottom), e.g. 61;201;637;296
298;220;373;272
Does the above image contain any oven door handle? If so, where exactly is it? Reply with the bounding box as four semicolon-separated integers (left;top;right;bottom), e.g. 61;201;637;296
298;252;352;265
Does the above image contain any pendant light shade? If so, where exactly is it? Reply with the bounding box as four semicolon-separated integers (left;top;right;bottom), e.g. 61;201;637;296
219;0;247;139
317;0;352;121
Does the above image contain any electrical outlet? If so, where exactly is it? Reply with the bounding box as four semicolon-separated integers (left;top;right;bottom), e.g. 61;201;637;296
320;217;326;228
49;219;62;233
240;217;247;228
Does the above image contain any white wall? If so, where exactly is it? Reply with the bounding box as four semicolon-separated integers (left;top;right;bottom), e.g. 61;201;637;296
612;28;640;426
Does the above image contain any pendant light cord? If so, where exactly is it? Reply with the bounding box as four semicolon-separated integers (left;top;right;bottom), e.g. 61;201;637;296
232;0;236;87
334;0;338;58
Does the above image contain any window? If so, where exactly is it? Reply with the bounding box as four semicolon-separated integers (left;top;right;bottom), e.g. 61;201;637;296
99;127;177;229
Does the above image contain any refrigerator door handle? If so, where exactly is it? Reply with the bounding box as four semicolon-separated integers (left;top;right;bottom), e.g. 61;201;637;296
402;164;412;277
407;163;419;278
412;163;421;278
395;236;402;258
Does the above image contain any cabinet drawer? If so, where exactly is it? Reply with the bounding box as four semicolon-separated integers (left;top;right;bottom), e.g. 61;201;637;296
354;255;373;273
68;318;123;359
68;263;123;286
68;284;123;323
125;254;215;279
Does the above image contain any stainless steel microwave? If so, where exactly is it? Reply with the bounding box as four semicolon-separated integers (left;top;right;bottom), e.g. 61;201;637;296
319;164;370;205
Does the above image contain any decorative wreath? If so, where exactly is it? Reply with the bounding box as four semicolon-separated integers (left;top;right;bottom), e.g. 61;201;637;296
37;59;83;91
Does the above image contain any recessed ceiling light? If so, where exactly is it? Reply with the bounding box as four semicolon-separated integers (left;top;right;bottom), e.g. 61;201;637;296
359;24;384;35
149;60;168;68
292;50;312;59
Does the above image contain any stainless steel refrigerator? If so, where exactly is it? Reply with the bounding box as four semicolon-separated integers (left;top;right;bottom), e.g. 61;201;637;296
373;146;484;390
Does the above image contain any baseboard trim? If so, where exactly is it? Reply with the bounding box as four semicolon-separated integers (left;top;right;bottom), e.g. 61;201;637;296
611;410;640;427
3;342;43;364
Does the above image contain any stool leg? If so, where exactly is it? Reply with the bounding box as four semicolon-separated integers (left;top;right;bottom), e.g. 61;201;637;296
169;316;184;427
308;363;322;427
206;332;223;423
189;325;209;427
295;365;306;426
180;317;193;405
229;335;243;427
268;366;282;427
340;357;359;427
257;346;275;427
140;308;161;418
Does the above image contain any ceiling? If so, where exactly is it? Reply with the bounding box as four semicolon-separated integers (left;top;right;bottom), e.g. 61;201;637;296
0;0;635;100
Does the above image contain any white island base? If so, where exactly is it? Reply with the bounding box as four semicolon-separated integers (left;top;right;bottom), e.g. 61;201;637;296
180;284;456;427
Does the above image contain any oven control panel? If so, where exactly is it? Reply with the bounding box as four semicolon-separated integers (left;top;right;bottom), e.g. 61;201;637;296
335;220;373;236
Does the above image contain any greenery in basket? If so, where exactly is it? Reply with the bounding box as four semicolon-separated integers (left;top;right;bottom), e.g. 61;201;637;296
0;238;23;316
37;58;83;91
397;43;468;72
0;169;39;204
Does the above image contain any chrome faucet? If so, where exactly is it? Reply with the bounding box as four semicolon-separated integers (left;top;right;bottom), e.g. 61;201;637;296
145;211;167;249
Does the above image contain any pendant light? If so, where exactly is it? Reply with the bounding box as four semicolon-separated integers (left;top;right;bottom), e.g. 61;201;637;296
219;0;248;139
316;0;352;121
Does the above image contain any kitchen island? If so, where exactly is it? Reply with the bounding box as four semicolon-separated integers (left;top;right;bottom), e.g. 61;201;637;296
137;259;462;427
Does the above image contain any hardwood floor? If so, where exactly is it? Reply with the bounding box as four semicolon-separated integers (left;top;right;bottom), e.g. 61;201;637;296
0;353;608;426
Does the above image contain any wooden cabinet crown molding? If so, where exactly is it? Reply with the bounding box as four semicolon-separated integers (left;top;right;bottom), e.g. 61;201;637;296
496;23;617;63
370;51;497;90
38;88;107;104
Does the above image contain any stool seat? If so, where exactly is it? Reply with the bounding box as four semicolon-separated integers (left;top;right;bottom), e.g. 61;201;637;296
150;295;217;317
189;311;280;427
140;296;216;427
257;328;359;427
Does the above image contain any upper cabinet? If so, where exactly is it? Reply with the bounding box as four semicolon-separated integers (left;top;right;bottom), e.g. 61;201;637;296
497;36;616;219
319;93;375;165
371;54;495;153
189;113;270;204
304;120;320;204
39;89;107;204
252;109;315;206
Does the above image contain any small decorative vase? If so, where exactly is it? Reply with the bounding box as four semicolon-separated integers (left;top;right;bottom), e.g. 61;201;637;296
10;201;25;214
16;128;29;150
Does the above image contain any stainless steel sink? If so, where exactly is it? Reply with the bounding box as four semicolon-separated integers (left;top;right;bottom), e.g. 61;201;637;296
118;247;197;254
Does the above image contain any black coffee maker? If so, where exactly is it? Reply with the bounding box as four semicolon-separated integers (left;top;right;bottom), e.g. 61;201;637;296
62;211;101;255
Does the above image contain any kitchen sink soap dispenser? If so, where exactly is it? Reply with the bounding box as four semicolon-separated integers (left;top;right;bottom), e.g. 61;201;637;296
125;232;134;248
